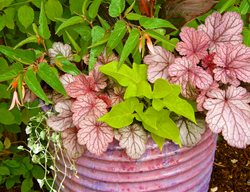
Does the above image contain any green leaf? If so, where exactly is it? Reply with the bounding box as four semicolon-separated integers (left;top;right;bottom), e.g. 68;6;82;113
21;178;33;192
152;79;173;99
109;0;125;17
45;0;63;21
4;7;15;29
99;98;142;128
56;57;81;75
65;31;81;52
4;160;20;168
56;16;84;34
97;15;111;30
18;5;34;29
124;80;152;99
107;20;127;50
145;29;176;51
152;98;165;111
163;85;196;123
141;109;181;145
32;165;44;179
139;17;177;30
88;0;102;19
69;0;85;14
0;45;36;64
218;0;236;13
124;0;136;16
243;28;250;47
0;58;8;74
6;177;18;189
0;141;4;151
0;0;14;10
39;1;51;39
0;15;5;31
239;0;249;14
0;107;15;124
0;166;10;175
126;13;143;20
0;84;10;99
0;66;22;82
38;62;66;95
151;133;165;151
119;28;140;65
24;67;51;104
14;36;37;49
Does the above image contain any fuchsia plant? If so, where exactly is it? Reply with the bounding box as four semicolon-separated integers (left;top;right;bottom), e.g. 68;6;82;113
46;11;250;160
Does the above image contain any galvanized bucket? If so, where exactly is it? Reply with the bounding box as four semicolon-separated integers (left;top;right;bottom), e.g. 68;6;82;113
56;128;217;192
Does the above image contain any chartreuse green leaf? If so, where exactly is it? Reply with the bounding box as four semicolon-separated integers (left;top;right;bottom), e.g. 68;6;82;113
99;98;142;128
107;20;126;50
0;63;23;82
152;79;173;98
0;0;14;10
126;13;143;20
152;98;165;111
145;29;176;51
119;28;140;65
100;61;152;98
151;133;165;151
18;5;34;29
141;108;181;145
109;0;125;17
88;0;102;19
45;0;63;21
139;17;177;30
56;16;84;34
37;62;66;95
239;0;249;14
0;45;36;64
163;85;196;123
39;1;51;39
24;67;51;104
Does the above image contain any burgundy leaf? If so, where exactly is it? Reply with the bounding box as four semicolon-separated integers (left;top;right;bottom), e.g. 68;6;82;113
89;67;108;91
77;117;114;155
196;82;219;111
60;74;75;88
98;94;112;108
213;43;250;86
203;86;250;148
46;100;73;131
198;12;243;49
65;74;97;98
118;124;148;159
168;57;213;98
201;52;216;75
143;46;175;83
72;94;108;126
177;118;205;147
176;27;210;64
61;127;85;159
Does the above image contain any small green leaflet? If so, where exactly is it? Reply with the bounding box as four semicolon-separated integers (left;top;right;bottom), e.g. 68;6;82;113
45;0;63;21
37;62;66;96
99;98;143;128
139;17;177;30
107;20;127;50
0;166;10;175
24;67;51;104
119;28;140;65
126;13;143;20
65;31;81;52
56;57;81;75
88;0;102;19
14;36;37;49
0;63;23;82
18;5;34;29
152;79;173;99
56;16;84;34
109;0;125;17
21;178;33;192
162;85;196;123
0;45;36;64
39;1;51;39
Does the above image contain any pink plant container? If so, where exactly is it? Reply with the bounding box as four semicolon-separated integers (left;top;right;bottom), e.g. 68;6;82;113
56;128;217;192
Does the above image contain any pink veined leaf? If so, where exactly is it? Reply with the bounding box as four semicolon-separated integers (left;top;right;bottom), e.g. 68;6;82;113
108;85;125;106
97;49;118;64
203;86;250;148
118;124;148;159
61;127;85;159
196;82;219;111
201;52;216;75
65;74;97;98
143;46;175;83
72;94;108;126
177;118;205;147
213;43;250;86
98;94;112;108
176;27;210;64
89;67;108;91
46;100;74;132
60;74;75;88
77;117;114;155
198;12;243;49
168;57;213;98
